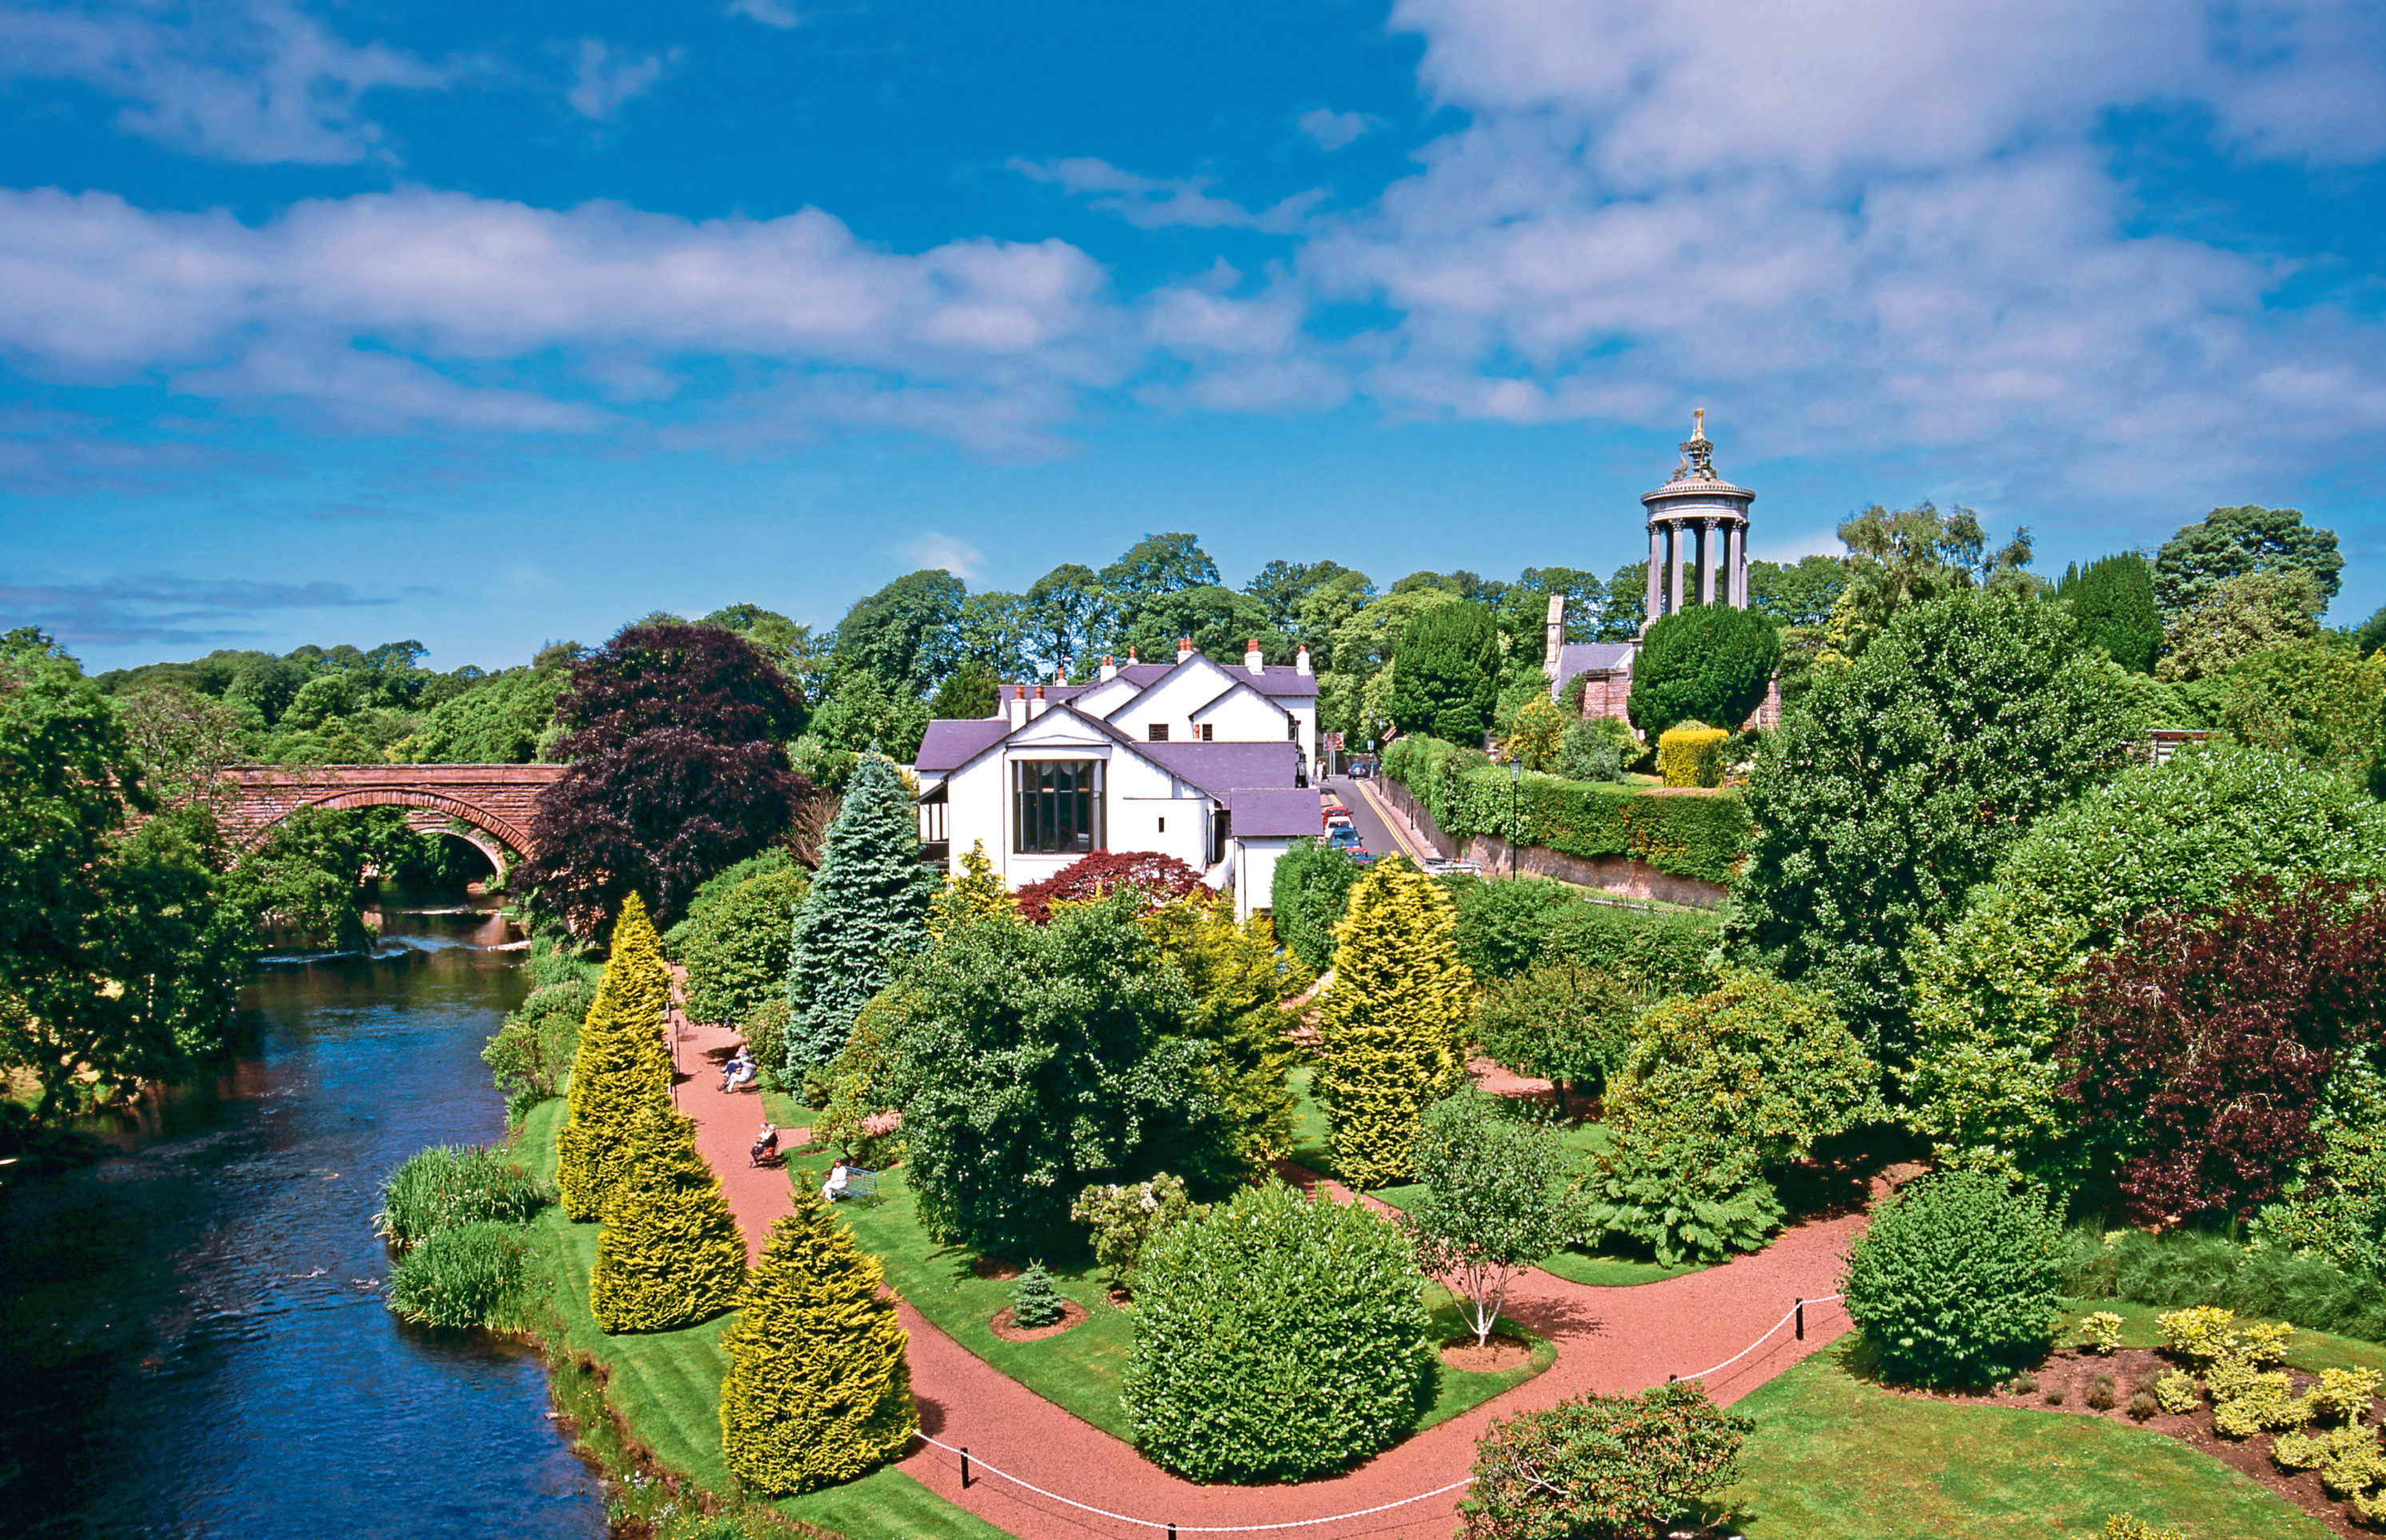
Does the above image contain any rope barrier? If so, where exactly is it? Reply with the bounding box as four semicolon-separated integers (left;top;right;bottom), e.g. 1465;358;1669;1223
913;1431;1475;1534
1669;1293;1846;1385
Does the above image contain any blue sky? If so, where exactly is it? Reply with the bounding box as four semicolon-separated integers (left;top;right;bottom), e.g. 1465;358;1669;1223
3;0;2384;671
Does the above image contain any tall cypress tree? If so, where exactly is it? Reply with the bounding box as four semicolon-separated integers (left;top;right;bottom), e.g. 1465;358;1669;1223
556;894;673;1221
1388;601;1501;745
718;1192;917;1494
1316;858;1474;1188
2057;551;2162;674
784;751;934;1069
590;1099;748;1332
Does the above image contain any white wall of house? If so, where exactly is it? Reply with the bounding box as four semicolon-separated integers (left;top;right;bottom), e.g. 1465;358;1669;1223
1231;835;1298;922
937;709;1223;889
1098;656;1316;768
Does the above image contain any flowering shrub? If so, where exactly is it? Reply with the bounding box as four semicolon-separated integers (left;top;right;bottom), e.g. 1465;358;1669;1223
1071;1174;1198;1293
1459;1383;1751;1540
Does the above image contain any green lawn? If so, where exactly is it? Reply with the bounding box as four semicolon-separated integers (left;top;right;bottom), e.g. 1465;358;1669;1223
1727;1342;2331;1539
515;1100;1007;1540
787;1146;1555;1446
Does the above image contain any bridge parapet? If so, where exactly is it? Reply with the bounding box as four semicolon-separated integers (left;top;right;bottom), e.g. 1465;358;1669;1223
219;763;566;860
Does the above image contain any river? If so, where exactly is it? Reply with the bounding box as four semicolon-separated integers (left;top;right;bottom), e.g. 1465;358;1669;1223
0;903;607;1539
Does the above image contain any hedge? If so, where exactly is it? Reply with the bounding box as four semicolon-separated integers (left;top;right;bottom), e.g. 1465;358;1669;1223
1380;736;1751;885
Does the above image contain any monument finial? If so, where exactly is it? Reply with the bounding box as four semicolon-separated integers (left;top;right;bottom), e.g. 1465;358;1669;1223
1692;406;1706;440
1679;407;1717;480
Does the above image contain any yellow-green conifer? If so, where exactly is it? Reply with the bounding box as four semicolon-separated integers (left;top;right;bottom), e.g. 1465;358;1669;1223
555;893;674;1220
927;838;1014;940
590;1100;747;1332
1316;858;1473;1187
719;1188;917;1494
1144;895;1306;1168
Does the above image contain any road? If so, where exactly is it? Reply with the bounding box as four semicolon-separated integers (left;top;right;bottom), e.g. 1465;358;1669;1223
1318;774;1414;866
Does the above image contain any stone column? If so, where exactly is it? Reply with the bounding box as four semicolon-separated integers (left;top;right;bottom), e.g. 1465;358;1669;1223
1646;522;1663;623
1735;522;1749;608
1699;519;1719;605
1668;522;1687;615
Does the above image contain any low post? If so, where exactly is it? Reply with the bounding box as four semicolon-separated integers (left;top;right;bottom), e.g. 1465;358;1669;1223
960;1446;970;1489
1666;1373;1678;1383
1794;1299;1805;1341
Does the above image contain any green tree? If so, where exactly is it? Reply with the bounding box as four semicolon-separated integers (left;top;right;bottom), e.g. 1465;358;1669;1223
1599;560;1649;641
699;603;819;686
1730;591;2137;1060
927;838;1012;938
1025;563;1110;674
1289;567;1376;668
2154;503;2343;618
589;1100;747;1332
1320;587;1457;743
1268;835;1360;973
1388;599;1501;745
2354;605;2386;659
1316;858;1475;1188
718;1192;916;1494
555;895;673;1220
1141;895;1307;1168
1118;583;1273;666
783;751;933;1068
403;662;567;763
1101;531;1221;598
2217;639;2386;776
1461;1383;1751;1540
926;661;1000;721
1822;503;2037;661
808;671;933;761
1504;691;1569;770
2058;552;2163;674
1473;961;1638;1103
1842;1168;2064;1387
831;569;966;697
1404;1088;1574;1347
1627;603;1781;740
679;862;810;1026
889;895;1241;1258
955;591;1034;682
2157;569;2324;682
221;804;379;951
1747;554;1849;628
1123;1180;1434;1482
1905;745;2386;1184
1245;559;1364;656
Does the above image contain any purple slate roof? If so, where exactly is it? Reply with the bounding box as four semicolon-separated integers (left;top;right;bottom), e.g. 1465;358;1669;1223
1227;786;1324;838
1136;740;1304;802
1548;641;1637;699
914;717;1011;774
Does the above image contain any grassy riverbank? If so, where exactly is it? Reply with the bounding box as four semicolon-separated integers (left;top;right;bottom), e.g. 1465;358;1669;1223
513;1100;1006;1540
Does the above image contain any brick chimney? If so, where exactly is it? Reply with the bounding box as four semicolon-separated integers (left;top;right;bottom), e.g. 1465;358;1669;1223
1099;655;1117;682
1245;638;1265;672
1029;682;1048;720
1006;682;1026;729
1177;636;1193;663
1295;644;1312;676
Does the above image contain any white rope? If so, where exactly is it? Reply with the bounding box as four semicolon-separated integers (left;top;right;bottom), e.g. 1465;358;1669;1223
912;1431;1475;1533
1671;1293;1846;1385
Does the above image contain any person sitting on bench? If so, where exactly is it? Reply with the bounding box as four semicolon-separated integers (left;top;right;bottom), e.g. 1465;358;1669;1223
823;1162;850;1203
720;1048;756;1093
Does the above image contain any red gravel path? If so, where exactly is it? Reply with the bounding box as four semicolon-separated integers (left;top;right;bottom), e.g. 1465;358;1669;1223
673;1008;1868;1539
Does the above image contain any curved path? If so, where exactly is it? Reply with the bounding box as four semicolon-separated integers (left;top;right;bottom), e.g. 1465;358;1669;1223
674;1007;1870;1539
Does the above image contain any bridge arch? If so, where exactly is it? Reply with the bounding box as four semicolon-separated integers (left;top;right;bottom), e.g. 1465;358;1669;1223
220;765;566;877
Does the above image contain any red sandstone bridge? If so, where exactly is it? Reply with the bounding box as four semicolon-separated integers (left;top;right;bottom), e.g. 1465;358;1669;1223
219;764;566;874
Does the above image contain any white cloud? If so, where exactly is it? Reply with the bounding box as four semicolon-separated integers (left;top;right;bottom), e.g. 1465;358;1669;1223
567;38;675;121
1297;108;1379;152
0;186;1129;453
0;0;455;164
727;0;802;28
1011;157;1324;235
902;532;986;580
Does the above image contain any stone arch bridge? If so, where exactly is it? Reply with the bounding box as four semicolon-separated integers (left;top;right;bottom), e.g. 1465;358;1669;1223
220;764;566;876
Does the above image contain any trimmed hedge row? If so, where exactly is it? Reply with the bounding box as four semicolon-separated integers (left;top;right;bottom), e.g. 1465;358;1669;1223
1381;736;1752;885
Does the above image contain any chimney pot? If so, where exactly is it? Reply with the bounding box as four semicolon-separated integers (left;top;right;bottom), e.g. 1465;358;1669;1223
1177;636;1193;663
1099;655;1117;682
1245;639;1265;672
1295;645;1312;676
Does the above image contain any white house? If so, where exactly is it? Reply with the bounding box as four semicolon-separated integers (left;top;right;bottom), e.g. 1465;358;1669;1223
913;641;1322;919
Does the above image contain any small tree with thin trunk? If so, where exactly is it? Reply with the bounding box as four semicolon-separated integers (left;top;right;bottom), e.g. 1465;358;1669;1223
1404;1088;1575;1348
556;894;673;1221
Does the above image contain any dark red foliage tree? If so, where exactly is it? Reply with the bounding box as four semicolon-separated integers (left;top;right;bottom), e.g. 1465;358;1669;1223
524;623;811;934
1013;850;1206;925
2060;879;2386;1225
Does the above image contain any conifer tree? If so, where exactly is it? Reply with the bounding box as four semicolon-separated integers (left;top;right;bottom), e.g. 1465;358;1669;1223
719;1190;917;1495
590;1100;747;1332
1144;896;1306;1168
785;751;934;1070
928;838;1012;939
556;894;674;1221
1316;858;1474;1187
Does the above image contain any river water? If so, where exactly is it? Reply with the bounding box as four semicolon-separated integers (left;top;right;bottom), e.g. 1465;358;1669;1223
0;905;607;1539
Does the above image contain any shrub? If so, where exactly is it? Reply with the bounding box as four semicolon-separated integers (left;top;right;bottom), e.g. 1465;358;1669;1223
1406;1089;1575;1347
2087;1373;2118;1411
1656;724;1728;788
2043;1383;2065;1405
2010;1371;2038;1395
1627;603;1782;742
2153;1371;2200;1414
890;896;1241;1259
1446;874;1580;981
590;1102;748;1333
2312;1367;2380;1423
2101;1517;2182;1540
928;839;1012;937
1141;896;1308;1169
784;750;934;1068
813;984;914;1168
1122;1182;1433;1482
739;996;792;1090
2157;1304;2241;1365
1316;858;1474;1188
2064;1224;2386;1341
1390;599;1500;745
1269;836;1360;973
2078;1311;2125;1355
1580;1123;1786;1266
718;1192;916;1495
2128;1389;2158;1420
679;862;809;1026
1732;590;2137;1061
374;1144;548;1248
1459;1382;1752;1540
1540;902;1721;1001
1906;745;2386;1184
1071;1175;1198;1294
1558;716;1635;782
483;976;592;1111
1013;850;1205;925
555;894;675;1221
386;1221;529;1329
2210;1370;2302;1438
1504;692;1570;770
1842;1168;2065;1387
1472;961;1638;1102
1010;1263;1065;1329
